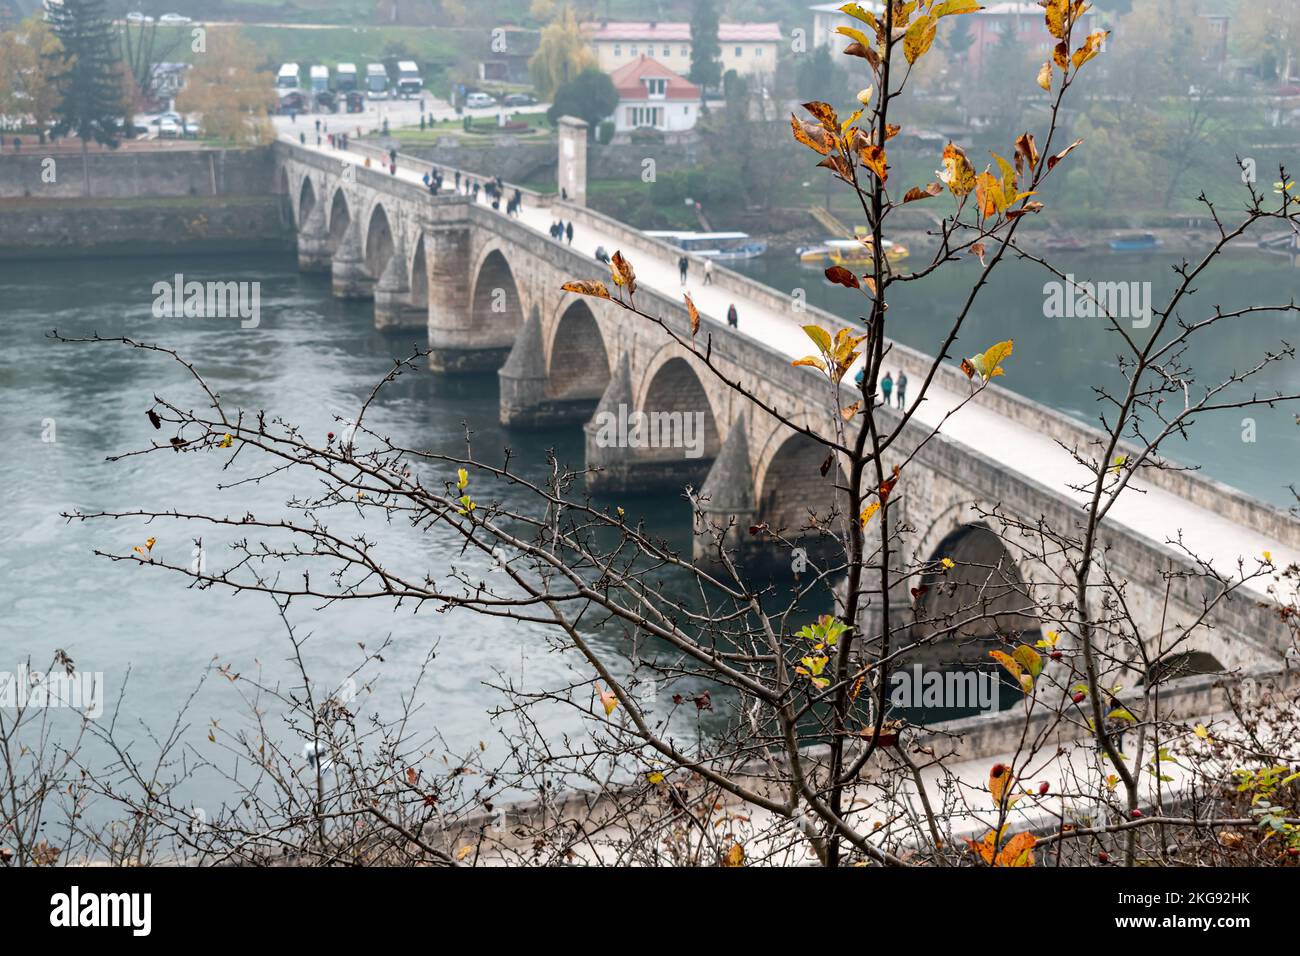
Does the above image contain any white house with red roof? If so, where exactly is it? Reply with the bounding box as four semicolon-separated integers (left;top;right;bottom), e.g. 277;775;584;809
586;21;782;80
607;54;703;134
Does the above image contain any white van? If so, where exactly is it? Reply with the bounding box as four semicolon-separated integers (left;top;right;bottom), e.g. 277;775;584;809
465;91;495;109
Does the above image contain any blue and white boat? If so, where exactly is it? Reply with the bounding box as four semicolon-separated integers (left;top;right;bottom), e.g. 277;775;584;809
644;230;768;260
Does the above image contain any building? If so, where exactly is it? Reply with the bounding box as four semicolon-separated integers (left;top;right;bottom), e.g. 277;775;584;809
480;27;540;85
809;1;1099;74
607;55;701;134
586;21;783;81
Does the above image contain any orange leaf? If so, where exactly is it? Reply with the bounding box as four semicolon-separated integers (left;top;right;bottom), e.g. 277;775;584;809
562;279;611;299
825;265;860;289
684;292;700;336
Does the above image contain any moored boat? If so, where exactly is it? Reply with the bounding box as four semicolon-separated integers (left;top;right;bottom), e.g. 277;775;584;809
1109;232;1162;252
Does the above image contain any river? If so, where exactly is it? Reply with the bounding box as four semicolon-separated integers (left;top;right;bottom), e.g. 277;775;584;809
2;246;1296;816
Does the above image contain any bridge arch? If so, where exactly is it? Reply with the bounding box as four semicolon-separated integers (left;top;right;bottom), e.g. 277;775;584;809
364;202;394;280
470;247;525;350
327;187;351;253
297;175;317;229
755;430;851;540
635;354;721;463
912;521;1039;645
548;300;610;401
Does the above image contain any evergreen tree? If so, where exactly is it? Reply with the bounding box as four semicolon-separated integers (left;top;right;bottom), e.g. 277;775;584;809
46;0;124;195
688;0;722;93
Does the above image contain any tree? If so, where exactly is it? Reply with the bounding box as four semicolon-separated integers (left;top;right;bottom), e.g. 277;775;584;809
0;15;63;143
545;67;617;133
943;13;974;63
118;14;184;109
47;0;126;196
529;4;595;101
36;0;1300;870
176;28;276;146
688;0;721;92
796;45;849;103
1233;0;1298;84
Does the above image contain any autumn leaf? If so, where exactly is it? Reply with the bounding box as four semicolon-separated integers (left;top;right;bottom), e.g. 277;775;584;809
457;467;469;490
878;464;901;502
841;400;861;420
561;279;611;299
996;831;1036;867
684;292;700;336
903;182;943;202
597;683;618;716
960;339;1014;382
975;171;1006;220
940;557;955;570
1043;0;1070;39
793;355;828;373
931;0;983;16
802;100;840;132
1012;644;1044;680
1046;138;1084;172
825;265;860;289
218;433;233;448
647;770;665;785
860;501;880;527
971;241;987;266
990;649;1029;691
723;842;745;867
610;250;636;296
1015;132;1039;175
903;15;936;64
839;1;878;30
1072;30;1108;69
855;85;874;105
1111;454;1127;476
989;762;1015;807
938;142;976;198
455;845;474;861
791;114;835;155
1036;60;1052;92
859;143;888;182
146;408;162;430
132;536;157;559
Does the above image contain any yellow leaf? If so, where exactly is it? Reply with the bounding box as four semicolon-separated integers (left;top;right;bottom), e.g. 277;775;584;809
860;501;881;527
1036;60;1052;92
1043;0;1069;39
960;339;1014;382
457;467;469;490
989;762;1014;807
938;142;976;198
610;250;636;295
859;143;888;182
903;15;936;64
598;684;618;716
793;355;828;373
647;771;665;785
561;279;611;299
1194;723;1211;740
455;845;473;861
940;556;955;569
839;2;878;29
931;0;982;16
996;831;1036;867
1263;550;1273;563
218;433;233;448
684;292;700;336
1072;30;1108;69
723;842;745;867
1111;454;1127;476
802;324;833;353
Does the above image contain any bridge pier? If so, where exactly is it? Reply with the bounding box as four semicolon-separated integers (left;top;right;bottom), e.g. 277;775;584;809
297;202;331;273
331;218;372;299
499;307;604;427
373;241;419;329
694;418;757;565
584;355;715;493
426;226;505;372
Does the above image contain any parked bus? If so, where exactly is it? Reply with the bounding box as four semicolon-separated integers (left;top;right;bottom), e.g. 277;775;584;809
396;60;423;98
309;65;329;93
365;62;389;100
335;63;357;92
276;63;300;90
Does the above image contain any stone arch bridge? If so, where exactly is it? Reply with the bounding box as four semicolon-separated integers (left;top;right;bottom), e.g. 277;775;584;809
275;140;1299;674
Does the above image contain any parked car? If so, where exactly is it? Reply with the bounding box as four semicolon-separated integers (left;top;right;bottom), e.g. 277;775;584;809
345;90;365;113
158;13;192;24
182;119;200;137
277;90;307;113
125;11;153;22
156;117;180;138
464;91;495;109
502;93;537;107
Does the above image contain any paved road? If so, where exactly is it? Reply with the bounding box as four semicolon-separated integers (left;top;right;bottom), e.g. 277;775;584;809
288;133;1299;602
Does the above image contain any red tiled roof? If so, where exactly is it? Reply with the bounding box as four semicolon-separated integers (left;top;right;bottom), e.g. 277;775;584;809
585;21;782;43
608;55;701;100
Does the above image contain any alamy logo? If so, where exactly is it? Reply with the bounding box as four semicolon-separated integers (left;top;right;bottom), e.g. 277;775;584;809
890;664;998;715
592;403;706;459
151;274;261;328
49;886;151;936
1043;275;1151;328
0;663;102;718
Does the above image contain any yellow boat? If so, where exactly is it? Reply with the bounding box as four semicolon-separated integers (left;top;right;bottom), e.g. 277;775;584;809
798;236;909;267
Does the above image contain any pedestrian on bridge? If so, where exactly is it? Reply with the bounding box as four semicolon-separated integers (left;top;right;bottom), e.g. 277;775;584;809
315;118;320;133
565;221;574;245
455;171;461;192
727;303;738;328
881;371;893;406
703;258;713;285
678;255;689;286
895;371;907;409
595;245;610;264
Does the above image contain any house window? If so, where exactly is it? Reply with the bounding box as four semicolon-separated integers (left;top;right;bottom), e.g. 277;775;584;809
755;47;763;56
628;106;663;128
614;44;621;56
681;46;689;56
735;46;742;56
663;46;670;56
630;44;638;55
646;77;667;97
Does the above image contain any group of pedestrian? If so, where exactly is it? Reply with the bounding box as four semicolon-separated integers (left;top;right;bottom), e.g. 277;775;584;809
422;168;445;195
326;131;351;151
852;367;909;408
550;220;574;244
677;255;714;286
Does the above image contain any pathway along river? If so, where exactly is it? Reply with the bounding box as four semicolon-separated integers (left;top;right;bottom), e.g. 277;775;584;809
2;247;1296;816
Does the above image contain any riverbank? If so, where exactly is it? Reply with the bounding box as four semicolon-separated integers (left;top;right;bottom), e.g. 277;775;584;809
0;195;291;259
